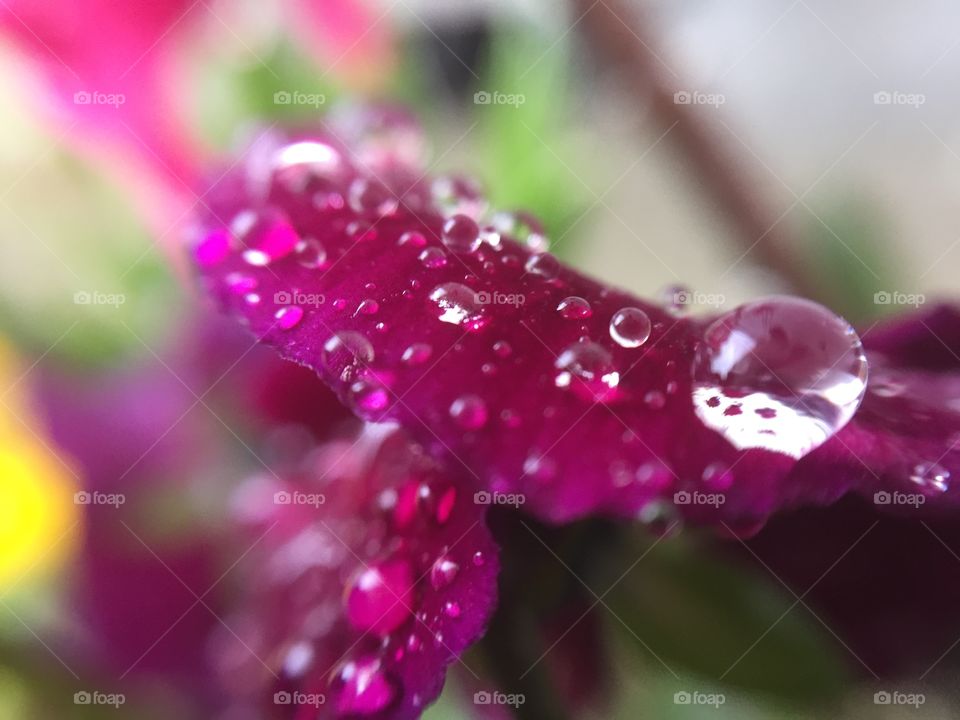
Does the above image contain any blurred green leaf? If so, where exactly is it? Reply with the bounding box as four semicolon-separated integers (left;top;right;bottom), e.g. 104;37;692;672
606;533;849;708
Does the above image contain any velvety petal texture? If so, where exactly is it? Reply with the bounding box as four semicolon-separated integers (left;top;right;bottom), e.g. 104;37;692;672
188;111;960;530
219;423;500;719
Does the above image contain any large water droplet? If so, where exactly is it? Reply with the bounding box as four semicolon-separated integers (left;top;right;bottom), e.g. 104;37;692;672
449;394;488;429
555;340;620;401
692;296;868;459
910;462;951;493
557;296;592;319
419;247;448;269
610;307;652;348
333;655;398;716
429;283;488;331
442;214;481;253
322;332;375;382
233;208;299;266
524;253;560;280
344;559;414;636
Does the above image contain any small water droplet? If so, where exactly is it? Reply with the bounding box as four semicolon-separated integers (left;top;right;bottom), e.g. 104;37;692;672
493;340;512;358
443;601;461;618
344;559;414;636
402;343;433;365
430;557;460;589
524;253;560;280
644;390;666;409
348;177;398;216
274;305;304;330
356;299;380;316
472;551;486;566
442;214;481;253
419;247;448;269
322;332;374;381
333;655;398;716
233;208;299;266
555;340;620;400
429;283;488;331
610;307;652;348
449;395;488;429
225;271;257;293
910;462;951;493
557;296;592;319
398;230;427;248
349;378;390;416
296;237;328;268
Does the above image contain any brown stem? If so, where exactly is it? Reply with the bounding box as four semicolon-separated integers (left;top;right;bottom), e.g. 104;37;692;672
575;0;816;297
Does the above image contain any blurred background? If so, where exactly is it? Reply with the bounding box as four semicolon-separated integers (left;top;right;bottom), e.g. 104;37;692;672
0;0;958;717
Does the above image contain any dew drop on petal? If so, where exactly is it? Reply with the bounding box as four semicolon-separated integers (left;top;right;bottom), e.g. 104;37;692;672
429;283;488;331
296;237;328;268
348;177;398;216
349;378;390;416
322;332;375;381
449;394;488;429
442;214;481;253
524;253;560;280
344;559;414;636
274;305;304;330
398;230;427;248
557;296;592;319
233;208;300;266
430;557;460;589
610;307;652;348
419;247;448;269
333;656;398;716
555;340;620;400
443;601;461;619
692;296;868;459
910;462;951;493
402;343;433;366
225;271;257;294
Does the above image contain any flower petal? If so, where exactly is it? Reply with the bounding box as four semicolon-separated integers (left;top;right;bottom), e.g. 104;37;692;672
219;424;500;719
188;116;960;530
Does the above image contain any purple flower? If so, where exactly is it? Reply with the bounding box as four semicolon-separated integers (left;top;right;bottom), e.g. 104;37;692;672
185;107;960;716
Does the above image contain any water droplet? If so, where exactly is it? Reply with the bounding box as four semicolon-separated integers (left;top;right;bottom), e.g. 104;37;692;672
430;557;460;589
610;307;652;348
555;340;620;400
270;140;348;194
524;253;560;280
493;340;512;358
523;453;557;483
644;390;666;409
449;395;488;429
402;343;433;365
296;237;328;268
692;296;868;459
702;463;734;491
233;208;299;266
274;305;304;330
429;283;488;331
557;296;592;319
398;230;427;248
348;177;398;216
443;601;461;618
322;332;374;381
472;551;486;566
431;175;487;218
344;559;414;636
333;655;398;716
419;247;448;269
442;214;481;253
349;378;390;415
356;299;379;316
225;271;257;293
910;462;951;493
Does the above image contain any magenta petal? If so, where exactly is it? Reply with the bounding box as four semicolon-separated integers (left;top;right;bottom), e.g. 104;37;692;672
220;425;499;719
188;116;960;529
